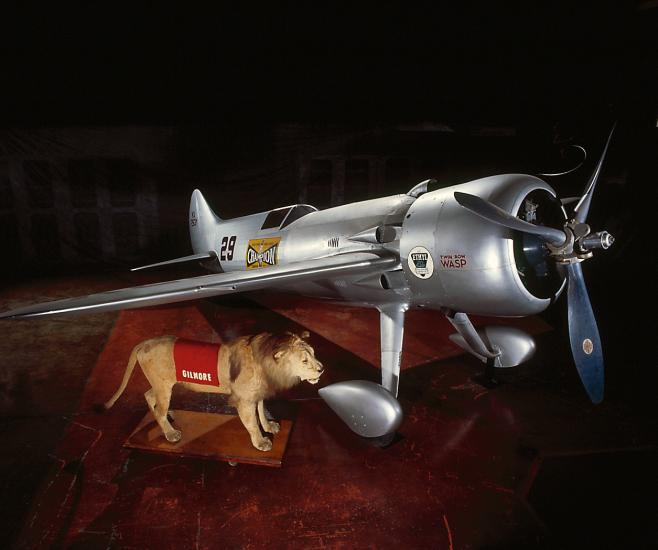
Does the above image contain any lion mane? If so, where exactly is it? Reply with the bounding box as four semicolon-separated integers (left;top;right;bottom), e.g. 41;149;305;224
230;332;315;394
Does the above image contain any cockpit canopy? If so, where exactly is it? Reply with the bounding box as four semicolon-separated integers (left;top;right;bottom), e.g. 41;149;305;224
261;204;317;230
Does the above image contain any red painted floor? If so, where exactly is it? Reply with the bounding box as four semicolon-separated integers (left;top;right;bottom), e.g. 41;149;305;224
1;273;656;549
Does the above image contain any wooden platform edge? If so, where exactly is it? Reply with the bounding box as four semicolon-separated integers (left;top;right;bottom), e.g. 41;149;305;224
123;409;294;467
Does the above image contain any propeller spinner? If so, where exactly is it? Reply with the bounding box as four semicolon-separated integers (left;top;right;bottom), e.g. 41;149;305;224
454;125;616;403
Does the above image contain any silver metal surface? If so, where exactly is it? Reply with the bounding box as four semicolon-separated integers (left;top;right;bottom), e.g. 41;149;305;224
348;225;399;244
189;189;222;254
0;252;397;319
445;312;500;360
406;178;437;198
379;304;407;397
449;325;536;368
400;174;560;316
318;380;404;438
454;191;567;246
131;251;216;272
582;231;614;250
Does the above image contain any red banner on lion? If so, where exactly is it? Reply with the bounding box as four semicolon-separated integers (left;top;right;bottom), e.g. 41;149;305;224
174;338;221;386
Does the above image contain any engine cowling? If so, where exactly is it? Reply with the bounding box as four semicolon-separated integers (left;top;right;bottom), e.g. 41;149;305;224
400;174;566;316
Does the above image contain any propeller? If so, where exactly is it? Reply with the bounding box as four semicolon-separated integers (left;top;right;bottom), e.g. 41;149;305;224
566;262;604;403
573;122;616;223
453;192;567;246
454;124;616;403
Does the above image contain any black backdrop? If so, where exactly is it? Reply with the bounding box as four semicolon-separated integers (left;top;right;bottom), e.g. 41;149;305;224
1;3;654;126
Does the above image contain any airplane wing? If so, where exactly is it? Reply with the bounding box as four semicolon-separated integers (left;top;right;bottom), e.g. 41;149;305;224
0;252;397;320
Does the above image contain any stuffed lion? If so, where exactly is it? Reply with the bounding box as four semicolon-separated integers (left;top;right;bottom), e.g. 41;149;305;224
104;331;323;451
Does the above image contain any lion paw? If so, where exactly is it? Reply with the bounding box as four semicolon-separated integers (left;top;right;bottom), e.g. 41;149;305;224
254;438;272;452
266;421;280;434
166;429;182;443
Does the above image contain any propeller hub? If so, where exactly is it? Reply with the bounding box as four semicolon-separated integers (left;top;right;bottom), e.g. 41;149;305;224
546;223;577;263
547;222;614;264
572;223;591;239
581;231;614;250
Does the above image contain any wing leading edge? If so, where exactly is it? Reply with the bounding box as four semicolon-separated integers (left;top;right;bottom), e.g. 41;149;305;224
0;252;397;320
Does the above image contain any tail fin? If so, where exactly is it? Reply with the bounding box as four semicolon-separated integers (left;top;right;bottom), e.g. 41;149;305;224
189;189;222;254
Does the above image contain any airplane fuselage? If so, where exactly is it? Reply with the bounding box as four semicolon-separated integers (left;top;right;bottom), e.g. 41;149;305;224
191;174;567;316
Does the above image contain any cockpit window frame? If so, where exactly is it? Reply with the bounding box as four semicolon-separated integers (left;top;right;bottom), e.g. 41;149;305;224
260;207;293;230
280;204;318;229
260;204;318;230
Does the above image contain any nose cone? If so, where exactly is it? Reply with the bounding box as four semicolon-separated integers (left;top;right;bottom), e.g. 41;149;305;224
319;380;403;438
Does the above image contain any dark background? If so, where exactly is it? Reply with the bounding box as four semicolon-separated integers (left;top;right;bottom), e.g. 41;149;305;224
1;3;655;126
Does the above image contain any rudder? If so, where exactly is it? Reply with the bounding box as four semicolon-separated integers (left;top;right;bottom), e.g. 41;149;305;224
189;189;222;254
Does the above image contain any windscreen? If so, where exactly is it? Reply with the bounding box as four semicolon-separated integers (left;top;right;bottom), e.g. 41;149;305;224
280;205;317;229
261;207;292;229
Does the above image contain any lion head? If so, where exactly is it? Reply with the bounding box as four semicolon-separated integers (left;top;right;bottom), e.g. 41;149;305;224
272;331;324;385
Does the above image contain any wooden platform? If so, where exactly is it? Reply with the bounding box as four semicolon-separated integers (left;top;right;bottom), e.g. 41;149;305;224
124;409;293;467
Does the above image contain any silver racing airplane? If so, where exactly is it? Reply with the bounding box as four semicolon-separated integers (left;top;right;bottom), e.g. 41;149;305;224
0;127;616;440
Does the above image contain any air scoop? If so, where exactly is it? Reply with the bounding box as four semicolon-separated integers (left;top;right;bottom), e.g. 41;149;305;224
319;380;403;438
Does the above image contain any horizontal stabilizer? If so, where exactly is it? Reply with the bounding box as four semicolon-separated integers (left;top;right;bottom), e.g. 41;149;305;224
0;252;396;320
131;251;217;272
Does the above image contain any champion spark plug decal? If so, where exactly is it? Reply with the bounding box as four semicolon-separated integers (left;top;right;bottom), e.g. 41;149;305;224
246;237;281;269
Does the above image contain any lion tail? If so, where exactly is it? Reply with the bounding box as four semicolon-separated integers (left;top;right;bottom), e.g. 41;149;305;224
104;342;142;410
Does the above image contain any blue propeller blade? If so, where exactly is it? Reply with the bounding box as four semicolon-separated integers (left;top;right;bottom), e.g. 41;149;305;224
566;262;604;403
